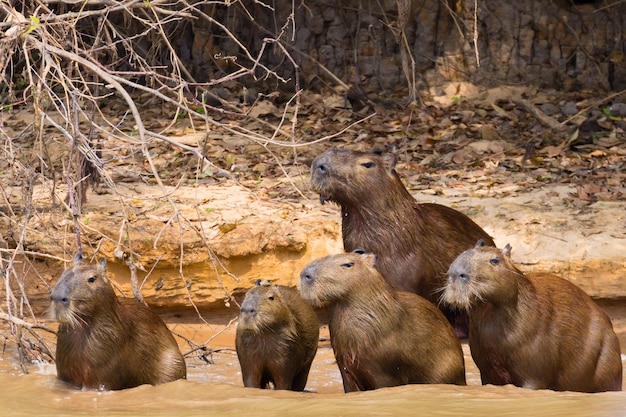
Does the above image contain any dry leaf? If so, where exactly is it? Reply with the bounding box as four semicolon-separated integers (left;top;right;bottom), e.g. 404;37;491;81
323;94;350;109
248;100;278;118
219;222;238;233
574;183;602;201
588;150;607;157
542;146;564;158
452;151;465;164
479;125;501;142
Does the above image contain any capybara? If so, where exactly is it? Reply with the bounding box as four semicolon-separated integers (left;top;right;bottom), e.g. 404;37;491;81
50;255;186;390
310;148;494;336
299;251;466;392
442;241;622;392
236;280;319;391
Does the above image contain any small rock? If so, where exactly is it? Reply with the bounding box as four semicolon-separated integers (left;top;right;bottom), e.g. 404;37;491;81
539;103;560;116
609;102;626;116
561;101;578;115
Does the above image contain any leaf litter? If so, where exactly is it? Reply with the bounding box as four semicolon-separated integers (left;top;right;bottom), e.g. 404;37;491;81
1;86;624;205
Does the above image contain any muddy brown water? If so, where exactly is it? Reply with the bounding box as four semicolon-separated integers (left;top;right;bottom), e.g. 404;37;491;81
1;304;625;416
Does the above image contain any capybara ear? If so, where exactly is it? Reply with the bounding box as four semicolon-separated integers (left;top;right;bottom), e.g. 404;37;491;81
74;252;84;264
388;154;397;171
380;152;397;172
254;279;262;286
475;239;485;248
502;244;512;258
362;252;377;267
98;258;107;271
352;248;366;255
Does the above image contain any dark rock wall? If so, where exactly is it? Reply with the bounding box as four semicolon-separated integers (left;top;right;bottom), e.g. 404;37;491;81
183;0;625;96
462;1;626;91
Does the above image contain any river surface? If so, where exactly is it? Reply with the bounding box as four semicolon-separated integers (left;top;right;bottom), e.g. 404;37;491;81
1;311;625;417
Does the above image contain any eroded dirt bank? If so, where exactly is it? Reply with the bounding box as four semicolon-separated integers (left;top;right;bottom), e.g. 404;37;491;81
7;176;626;310
7;177;625;318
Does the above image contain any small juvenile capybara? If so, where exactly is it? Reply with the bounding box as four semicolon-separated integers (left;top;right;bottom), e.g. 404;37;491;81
235;280;319;391
299;251;466;392
310;148;495;336
50;255;186;390
442;241;623;393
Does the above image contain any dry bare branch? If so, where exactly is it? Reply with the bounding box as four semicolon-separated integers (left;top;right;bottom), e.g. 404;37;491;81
0;0;376;374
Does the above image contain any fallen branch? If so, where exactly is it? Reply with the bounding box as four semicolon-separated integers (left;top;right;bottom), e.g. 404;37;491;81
511;98;566;131
0;313;57;334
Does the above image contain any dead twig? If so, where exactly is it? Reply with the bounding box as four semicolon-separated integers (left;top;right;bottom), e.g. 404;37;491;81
511;98;567;131
0;313;56;334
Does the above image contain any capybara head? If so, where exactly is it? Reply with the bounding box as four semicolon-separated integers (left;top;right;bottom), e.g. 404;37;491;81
299;250;380;306
442;240;518;310
238;280;296;334
310;149;402;206
50;254;115;328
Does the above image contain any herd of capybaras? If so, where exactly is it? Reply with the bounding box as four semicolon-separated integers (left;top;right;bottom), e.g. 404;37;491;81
49;148;623;393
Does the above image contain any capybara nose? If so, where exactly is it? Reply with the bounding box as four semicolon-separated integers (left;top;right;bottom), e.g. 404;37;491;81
51;289;70;306
241;308;256;316
312;155;330;175
448;269;469;284
51;295;70;306
300;267;315;286
240;305;256;316
447;262;469;284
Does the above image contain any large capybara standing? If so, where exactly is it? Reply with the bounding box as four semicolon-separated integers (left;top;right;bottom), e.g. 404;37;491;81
50;255;186;390
299;251;466;392
442;241;622;393
310;148;494;336
236;280;319;391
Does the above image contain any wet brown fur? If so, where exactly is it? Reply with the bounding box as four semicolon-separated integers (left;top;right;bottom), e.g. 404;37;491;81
299;251;466;392
50;257;186;390
235;281;319;391
310;149;494;335
442;243;623;392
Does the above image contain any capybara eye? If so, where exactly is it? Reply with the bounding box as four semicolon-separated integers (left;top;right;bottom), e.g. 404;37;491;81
268;295;275;301
87;276;97;283
489;258;500;266
341;262;354;268
360;161;375;168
